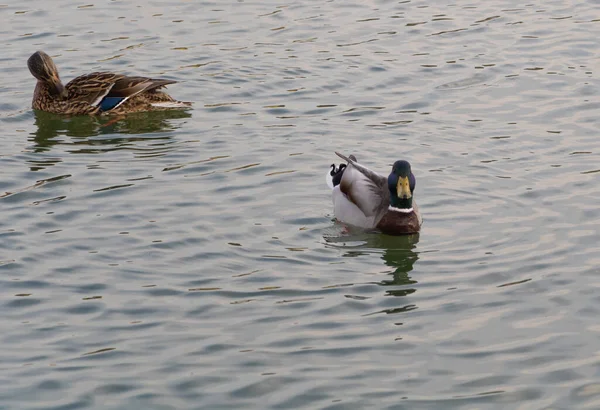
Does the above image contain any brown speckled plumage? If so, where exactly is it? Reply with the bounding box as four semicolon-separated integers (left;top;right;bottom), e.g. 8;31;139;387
28;51;191;115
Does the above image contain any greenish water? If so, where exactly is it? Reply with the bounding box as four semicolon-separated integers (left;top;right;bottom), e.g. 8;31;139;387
3;1;600;409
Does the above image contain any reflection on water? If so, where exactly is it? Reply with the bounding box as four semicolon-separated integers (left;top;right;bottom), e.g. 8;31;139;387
99;110;192;135
324;230;420;301
26;110;193;171
376;234;419;299
29;109;192;152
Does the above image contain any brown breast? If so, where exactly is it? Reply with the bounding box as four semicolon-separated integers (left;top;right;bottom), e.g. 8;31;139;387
376;210;421;235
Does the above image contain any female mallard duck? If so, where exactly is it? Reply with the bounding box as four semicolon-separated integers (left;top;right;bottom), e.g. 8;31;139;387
326;152;422;235
27;50;191;115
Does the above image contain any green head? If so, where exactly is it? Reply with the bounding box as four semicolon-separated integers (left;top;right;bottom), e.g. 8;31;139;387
387;160;416;210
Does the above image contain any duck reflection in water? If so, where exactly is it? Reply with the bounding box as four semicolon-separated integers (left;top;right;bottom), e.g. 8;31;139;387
324;230;420;301
30;109;192;153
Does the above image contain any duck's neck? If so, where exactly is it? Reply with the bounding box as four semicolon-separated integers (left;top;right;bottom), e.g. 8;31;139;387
32;81;51;109
389;196;413;212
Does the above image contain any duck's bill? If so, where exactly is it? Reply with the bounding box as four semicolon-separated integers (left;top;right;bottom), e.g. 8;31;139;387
397;176;412;199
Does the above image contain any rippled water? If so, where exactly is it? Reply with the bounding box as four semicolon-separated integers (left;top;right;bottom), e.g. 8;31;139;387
3;0;600;408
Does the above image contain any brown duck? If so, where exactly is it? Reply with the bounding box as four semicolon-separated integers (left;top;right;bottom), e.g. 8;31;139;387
28;51;191;115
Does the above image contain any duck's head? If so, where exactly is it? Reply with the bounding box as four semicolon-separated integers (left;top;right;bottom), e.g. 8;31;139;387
27;51;67;98
387;160;416;210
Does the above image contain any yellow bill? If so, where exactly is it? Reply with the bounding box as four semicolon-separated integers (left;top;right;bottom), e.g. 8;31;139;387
397;176;411;199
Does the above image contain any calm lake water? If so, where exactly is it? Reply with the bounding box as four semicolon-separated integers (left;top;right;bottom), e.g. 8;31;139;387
2;0;600;409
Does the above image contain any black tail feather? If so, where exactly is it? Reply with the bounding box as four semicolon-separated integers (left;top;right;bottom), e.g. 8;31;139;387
330;163;347;187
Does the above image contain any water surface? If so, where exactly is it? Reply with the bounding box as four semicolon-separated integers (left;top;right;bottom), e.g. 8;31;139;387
2;0;600;409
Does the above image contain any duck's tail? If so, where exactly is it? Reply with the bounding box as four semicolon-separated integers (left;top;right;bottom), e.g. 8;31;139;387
326;163;347;190
150;101;192;109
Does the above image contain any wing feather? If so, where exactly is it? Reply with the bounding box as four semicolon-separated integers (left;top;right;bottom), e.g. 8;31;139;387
66;72;123;107
65;72;178;110
109;77;176;97
335;152;390;219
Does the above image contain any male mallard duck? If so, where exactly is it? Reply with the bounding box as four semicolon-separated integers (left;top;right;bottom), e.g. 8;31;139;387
27;50;191;115
326;152;422;235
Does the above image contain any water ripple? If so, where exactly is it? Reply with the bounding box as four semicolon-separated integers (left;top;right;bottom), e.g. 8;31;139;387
2;0;600;408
